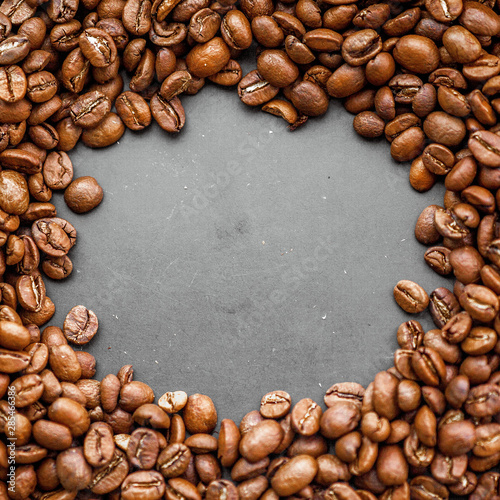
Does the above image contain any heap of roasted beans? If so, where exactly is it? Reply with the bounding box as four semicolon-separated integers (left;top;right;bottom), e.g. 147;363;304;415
2;0;500;496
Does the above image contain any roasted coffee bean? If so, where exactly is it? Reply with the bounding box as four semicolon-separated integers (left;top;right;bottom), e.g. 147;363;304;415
150;93;185;132
63;305;98;345
353;111;384;138
412;347;446;386
79;28;118;68
64;176;103;214
114;91;151;132
469;130;500;167
81;112;125;148
186;37;230;78
238;70;278;106
393;280;429;313
257;49;299;88
70;90;111;129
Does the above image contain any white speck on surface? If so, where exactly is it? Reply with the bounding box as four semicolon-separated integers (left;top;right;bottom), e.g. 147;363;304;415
155;360;158;364
319;383;322;387
124;351;127;354
322;196;326;199
269;130;273;134
401;238;406;242
322;314;327;320
344;269;347;274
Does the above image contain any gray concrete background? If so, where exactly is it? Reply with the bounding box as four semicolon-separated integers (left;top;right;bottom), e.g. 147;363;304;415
46;81;451;424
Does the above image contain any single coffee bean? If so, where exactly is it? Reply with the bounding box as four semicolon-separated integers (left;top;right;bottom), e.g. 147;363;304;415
393;280;429;313
239;419;283;462
186;37;231;78
70;90;111;129
256;49;299;88
238;70;278;106
342;29;382;67
81;112;125;148
64;176;103;214
183;393;217;434
63;305;98;345
353;111;384;138
270;455;318;496
393;35;440;74
79;28;118;68
469;130;500;167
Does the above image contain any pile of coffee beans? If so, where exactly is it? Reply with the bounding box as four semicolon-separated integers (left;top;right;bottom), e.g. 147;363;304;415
3;0;500;494
2;305;500;499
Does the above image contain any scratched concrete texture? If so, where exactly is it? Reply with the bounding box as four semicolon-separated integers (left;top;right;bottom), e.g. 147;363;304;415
47;79;450;425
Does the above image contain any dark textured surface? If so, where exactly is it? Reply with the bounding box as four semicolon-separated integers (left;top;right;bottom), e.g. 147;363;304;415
47;84;449;424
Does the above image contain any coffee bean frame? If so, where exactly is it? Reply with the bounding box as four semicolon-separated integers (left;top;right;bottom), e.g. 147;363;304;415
2;0;500;496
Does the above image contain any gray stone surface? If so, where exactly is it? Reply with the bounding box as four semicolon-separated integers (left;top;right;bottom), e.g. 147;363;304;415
48;83;449;424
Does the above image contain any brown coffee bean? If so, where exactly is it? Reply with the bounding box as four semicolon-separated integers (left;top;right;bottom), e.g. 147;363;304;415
127;427;159;469
239;419;283;462
443;25;482;63
412;347;446;386
327;63;366;99
115;91;151;131
270;455;318;496
218;418;240;467
469;130;500;167
438;420;476;456
353;111;384;138
48;397;90;437
238;70;278;106
63;305;98;345
183;393;217;434
81;112;125;148
221;10;252;50
289;81;328;117
256;49;299;88
120;381;155;412
393;280;429;313
424;111;466;147
64;176;103;214
0;169;29;215
342;29;382;67
49;344;82;382
16;273;46;312
376;445;408;486
459;283;499;321
70;90;111;129
157;442;191;478
460;1;500;36
186;37;230;78
320;401;360;439
0;65;26;103
79;28;118;68
393;35;440;74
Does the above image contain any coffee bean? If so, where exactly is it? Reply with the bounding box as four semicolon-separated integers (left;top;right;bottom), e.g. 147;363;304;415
151;94;185;133
257;390;290;418
79;28;118;68
122;470;166;500
63;305;98;345
70;90;111;129
238;70;278;106
393;280;429;313
81;112;125;148
63;176;103;214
